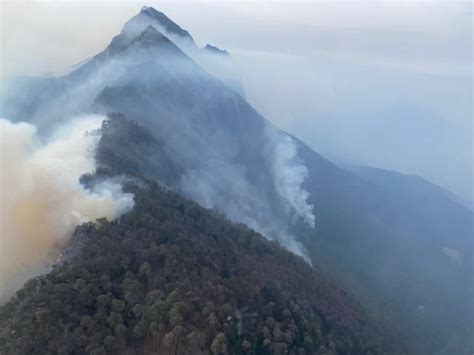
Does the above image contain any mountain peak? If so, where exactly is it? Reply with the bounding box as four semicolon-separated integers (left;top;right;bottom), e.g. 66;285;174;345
139;24;167;39
121;6;195;46
139;6;161;17
123;25;167;48
104;24;170;54
119;25;188;58
203;44;230;57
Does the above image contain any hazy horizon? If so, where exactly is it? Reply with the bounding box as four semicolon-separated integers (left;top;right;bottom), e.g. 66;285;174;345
1;0;472;203
1;3;473;353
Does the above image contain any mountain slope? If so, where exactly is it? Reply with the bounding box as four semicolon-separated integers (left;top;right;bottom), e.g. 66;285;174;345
0;180;398;354
98;110;473;354
0;7;472;354
299;158;473;354
350;165;471;210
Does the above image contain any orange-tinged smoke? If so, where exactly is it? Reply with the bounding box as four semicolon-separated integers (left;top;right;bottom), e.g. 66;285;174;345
0;115;134;303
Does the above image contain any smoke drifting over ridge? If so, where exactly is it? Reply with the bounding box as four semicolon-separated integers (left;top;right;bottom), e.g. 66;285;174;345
267;129;316;228
0;5;317;274
0;115;134;303
179;125;315;261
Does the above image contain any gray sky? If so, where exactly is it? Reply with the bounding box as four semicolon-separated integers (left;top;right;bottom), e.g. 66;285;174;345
1;0;472;201
1;1;471;77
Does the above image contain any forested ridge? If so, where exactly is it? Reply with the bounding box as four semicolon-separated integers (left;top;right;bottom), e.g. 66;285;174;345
0;181;401;354
1;5;472;353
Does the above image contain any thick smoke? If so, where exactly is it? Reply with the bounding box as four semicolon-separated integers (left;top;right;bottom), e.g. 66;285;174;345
0;115;134;303
1;7;315;266
266;128;316;228
180;125;315;261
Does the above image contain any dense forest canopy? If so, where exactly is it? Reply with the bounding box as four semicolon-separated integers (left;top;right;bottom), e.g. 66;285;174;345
0;182;402;354
1;5;472;355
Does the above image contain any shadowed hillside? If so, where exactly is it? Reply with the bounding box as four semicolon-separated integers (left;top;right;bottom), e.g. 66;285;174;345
0;6;472;354
0;181;401;354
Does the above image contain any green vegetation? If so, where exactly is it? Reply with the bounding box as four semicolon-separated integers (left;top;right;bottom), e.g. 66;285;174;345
0;182;398;354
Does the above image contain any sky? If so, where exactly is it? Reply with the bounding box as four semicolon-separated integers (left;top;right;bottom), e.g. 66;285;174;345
0;0;472;202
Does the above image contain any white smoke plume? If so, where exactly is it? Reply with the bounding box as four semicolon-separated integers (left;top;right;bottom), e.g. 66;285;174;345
0;115;134;303
267;128;316;228
181;160;311;261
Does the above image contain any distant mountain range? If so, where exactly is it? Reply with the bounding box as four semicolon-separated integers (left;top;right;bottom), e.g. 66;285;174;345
1;6;472;354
